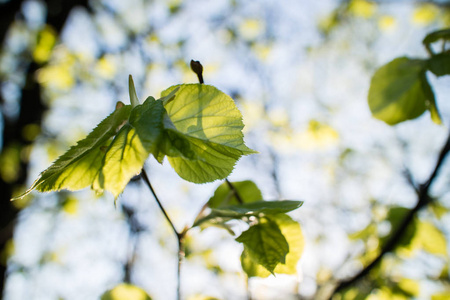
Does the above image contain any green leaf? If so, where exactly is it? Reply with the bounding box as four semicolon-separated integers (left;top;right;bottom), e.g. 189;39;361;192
194;200;303;227
129;75;140;107
12;104;132;200
101;283;152;300
241;214;304;278
368;57;441;125
208;180;263;208
427;52;450;77
99;124;149;198
423;28;450;46
236;217;289;274
161;84;256;183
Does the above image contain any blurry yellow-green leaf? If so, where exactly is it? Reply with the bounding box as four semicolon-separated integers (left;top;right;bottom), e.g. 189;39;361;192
207;180;262;208
0;239;14;265
412;4;439;25
415;221;447;255
429;202;449;219
101;283;152;300
367;287;409;300
296;120;339;150
63;197;79;215
37;64;75;90
339;287;368;300
0;144;21;183
378;15;396;31
318;11;340;35
368;57;441;125
239;19;265;40
33;26;57;64
349;0;377;19
252;43;272;61
398;278;420;297
358;236;380;266
187;295;220;300
22;124;41;142
349;223;377;240
432;291;450;300
268;107;289;127
96;55;117;79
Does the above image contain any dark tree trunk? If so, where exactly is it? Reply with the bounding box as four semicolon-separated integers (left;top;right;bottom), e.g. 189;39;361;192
0;0;90;296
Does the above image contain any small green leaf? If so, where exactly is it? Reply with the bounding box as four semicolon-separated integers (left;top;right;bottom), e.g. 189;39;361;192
427;52;450;77
423;28;450;46
101;283;152;300
368;57;434;125
236;217;289;274
161;84;257;183
207;180;263;208
129;75;140;107
12;104;132;200
240;214;304;277
194;200;303;227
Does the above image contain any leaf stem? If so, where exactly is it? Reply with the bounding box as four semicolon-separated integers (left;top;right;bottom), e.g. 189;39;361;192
141;169;178;236
226;178;244;204
141;168;186;300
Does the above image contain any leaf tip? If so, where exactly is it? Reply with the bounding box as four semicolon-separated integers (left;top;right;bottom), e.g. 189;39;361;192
128;75;140;107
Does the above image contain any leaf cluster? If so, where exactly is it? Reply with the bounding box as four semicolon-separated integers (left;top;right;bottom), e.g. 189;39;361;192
194;180;304;276
13;78;256;199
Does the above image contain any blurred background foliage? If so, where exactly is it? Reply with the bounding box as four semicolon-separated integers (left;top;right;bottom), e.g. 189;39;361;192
1;0;450;299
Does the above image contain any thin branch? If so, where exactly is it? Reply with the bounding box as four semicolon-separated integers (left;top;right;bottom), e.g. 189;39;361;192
329;131;450;298
141;168;179;237
141;168;184;300
226;178;244;204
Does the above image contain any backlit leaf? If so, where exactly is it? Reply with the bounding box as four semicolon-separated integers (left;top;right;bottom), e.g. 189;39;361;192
432;291;450;300
241;214;303;277
161;84;256;183
368;57;441;125
12;104;132;200
415;221;447;255
207;180;263;208
101;283;152;300
236;217;289;274
99;124;149;198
